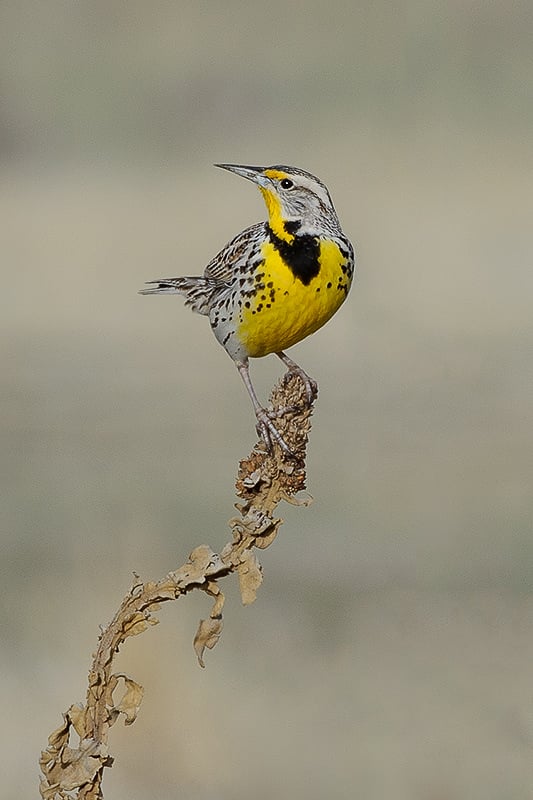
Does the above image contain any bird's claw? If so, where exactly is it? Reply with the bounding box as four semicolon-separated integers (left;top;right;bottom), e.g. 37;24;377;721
282;367;317;405
254;408;293;455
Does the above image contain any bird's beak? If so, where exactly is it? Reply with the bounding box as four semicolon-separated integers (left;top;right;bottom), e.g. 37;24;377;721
215;163;270;188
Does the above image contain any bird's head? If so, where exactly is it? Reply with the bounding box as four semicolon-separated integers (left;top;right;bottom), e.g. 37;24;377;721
215;163;341;242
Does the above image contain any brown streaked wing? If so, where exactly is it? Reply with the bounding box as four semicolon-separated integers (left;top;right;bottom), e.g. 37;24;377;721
203;222;265;285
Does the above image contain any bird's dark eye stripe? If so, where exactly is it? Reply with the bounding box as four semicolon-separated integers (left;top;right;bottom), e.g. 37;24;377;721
280;178;293;189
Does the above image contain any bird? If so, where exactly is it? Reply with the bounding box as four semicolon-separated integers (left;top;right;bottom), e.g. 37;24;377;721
140;163;355;454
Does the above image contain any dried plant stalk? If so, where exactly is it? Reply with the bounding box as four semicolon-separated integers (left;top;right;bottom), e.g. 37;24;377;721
39;372;316;799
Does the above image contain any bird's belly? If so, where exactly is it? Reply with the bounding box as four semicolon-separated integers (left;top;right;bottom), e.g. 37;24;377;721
237;240;351;359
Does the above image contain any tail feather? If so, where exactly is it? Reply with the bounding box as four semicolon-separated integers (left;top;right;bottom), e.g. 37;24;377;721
139;282;179;295
139;276;214;315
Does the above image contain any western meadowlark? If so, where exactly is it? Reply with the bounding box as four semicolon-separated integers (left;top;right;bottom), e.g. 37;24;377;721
140;164;355;453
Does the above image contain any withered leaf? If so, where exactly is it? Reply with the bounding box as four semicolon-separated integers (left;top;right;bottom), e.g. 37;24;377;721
193;617;223;668
237;550;263;605
111;673;144;726
254;518;282;549
46;714;71;750
67;703;89;740
42;737;105;791
122;611;151;637
208;584;225;619
170;545;215;589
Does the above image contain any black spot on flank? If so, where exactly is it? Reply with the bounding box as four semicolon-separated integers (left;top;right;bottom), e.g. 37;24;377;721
266;303;271;308
257;304;263;312
267;226;320;285
267;281;274;288
261;295;266;301
284;290;289;296
316;287;320;292
245;301;250;308
327;282;332;289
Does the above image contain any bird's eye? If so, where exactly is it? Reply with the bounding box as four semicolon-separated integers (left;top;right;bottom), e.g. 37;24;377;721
280;178;294;190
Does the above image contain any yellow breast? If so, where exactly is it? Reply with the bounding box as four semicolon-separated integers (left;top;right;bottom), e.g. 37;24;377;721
237;239;351;358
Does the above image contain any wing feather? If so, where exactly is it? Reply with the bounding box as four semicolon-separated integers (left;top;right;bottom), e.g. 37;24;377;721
203;222;265;284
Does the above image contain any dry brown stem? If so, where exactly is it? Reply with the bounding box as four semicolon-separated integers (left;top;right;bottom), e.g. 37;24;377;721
39;372;316;799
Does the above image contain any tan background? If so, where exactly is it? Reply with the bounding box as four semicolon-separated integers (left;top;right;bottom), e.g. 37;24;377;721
2;2;533;798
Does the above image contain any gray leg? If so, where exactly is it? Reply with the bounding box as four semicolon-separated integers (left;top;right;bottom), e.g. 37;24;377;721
235;360;292;453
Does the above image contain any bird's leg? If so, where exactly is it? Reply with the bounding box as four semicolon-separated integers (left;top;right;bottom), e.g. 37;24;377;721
276;351;318;404
235;360;292;454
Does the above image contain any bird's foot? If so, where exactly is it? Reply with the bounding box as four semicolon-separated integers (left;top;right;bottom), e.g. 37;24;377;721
276;355;318;405
274;370;318;416
265;368;319;420
285;367;318;405
254;407;293;456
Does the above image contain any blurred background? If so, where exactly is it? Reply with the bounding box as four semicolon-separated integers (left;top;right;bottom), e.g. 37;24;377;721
2;2;533;797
